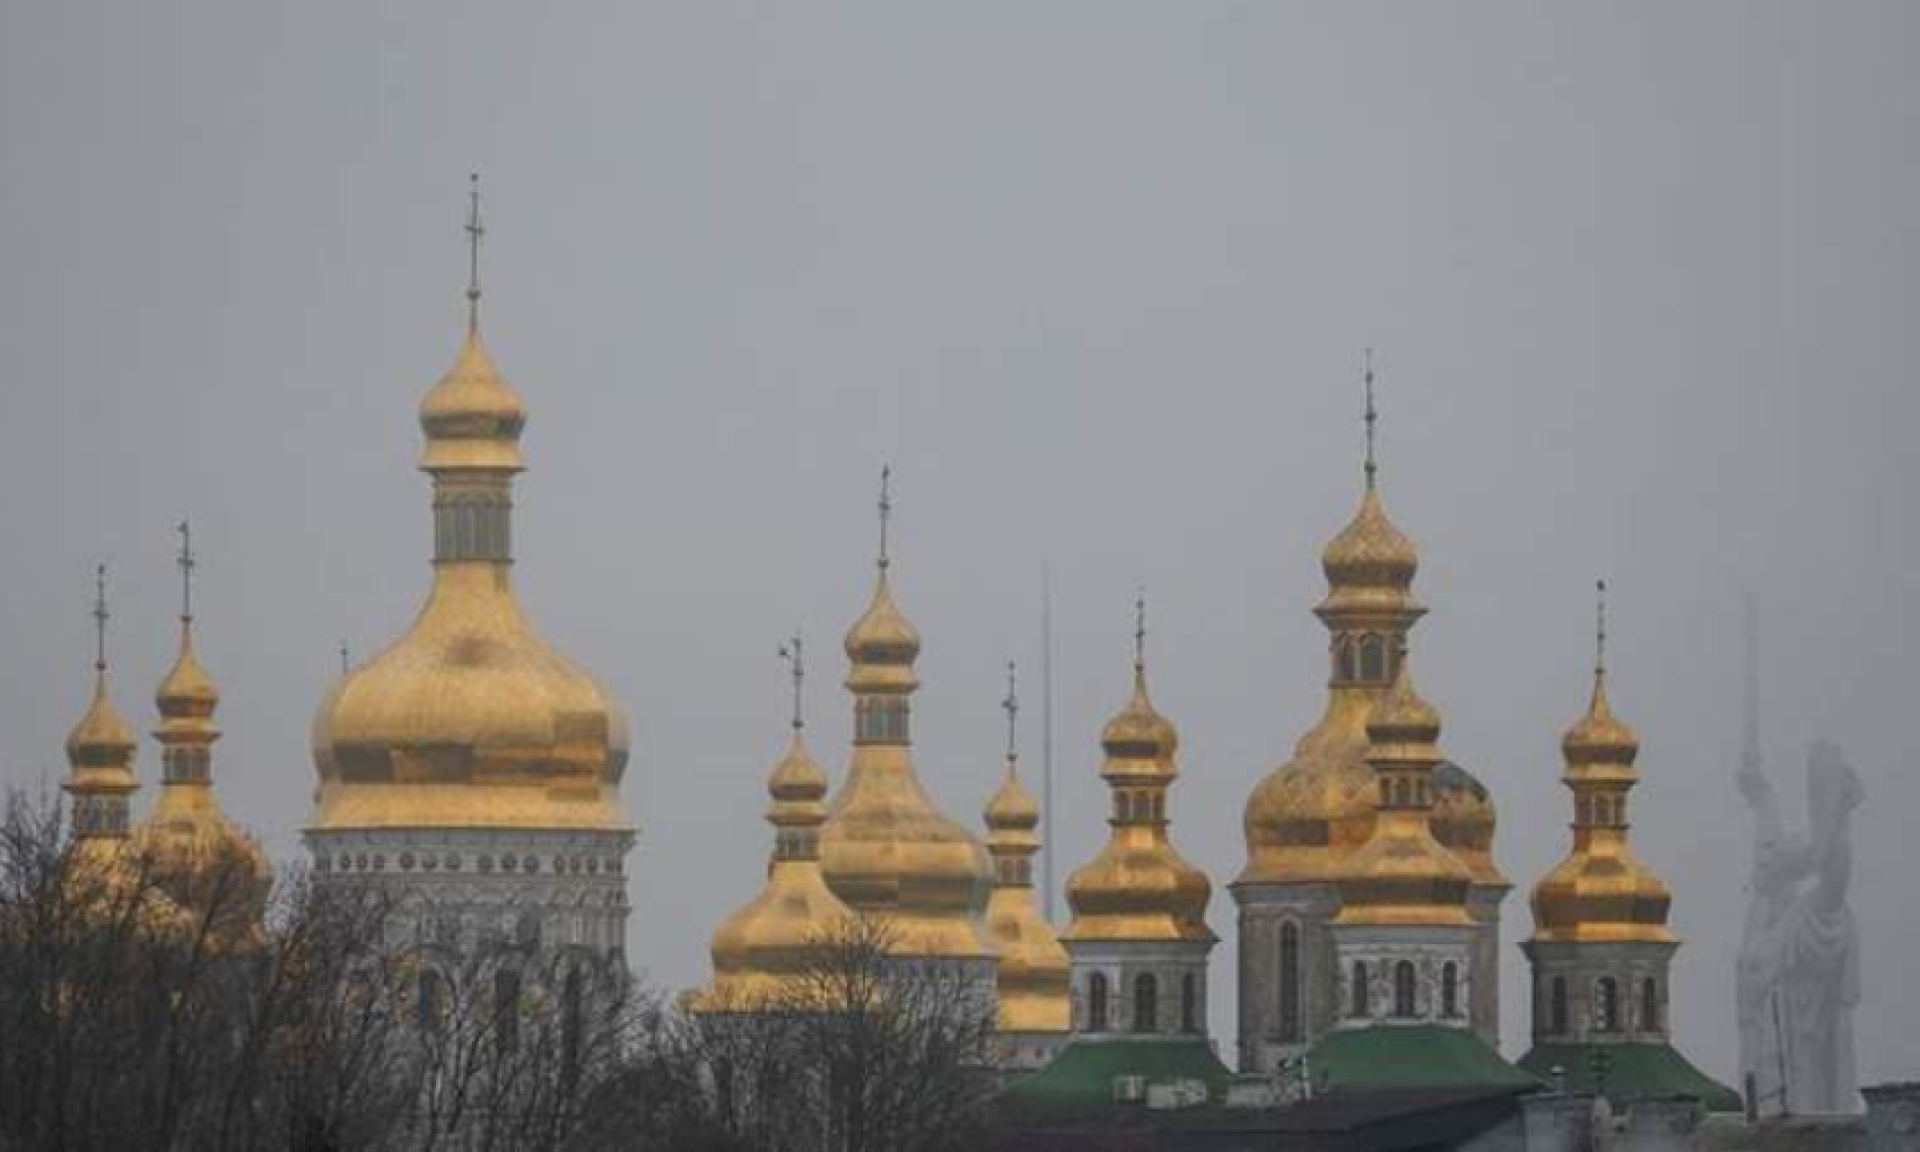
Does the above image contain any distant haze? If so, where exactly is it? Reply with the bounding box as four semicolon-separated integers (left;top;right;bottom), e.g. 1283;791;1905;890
2;1;1914;1086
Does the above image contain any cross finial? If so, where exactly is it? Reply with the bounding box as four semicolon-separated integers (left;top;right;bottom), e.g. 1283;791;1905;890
339;640;351;676
176;518;196;627
778;631;806;732
1133;587;1148;674
92;563;110;675
877;464;893;572
1363;348;1379;491
1002;660;1020;767
1594;579;1609;680
465;173;485;331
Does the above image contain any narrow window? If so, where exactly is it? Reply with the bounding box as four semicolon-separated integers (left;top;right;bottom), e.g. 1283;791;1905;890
1278;921;1302;1042
1641;978;1660;1032
1595;977;1620;1033
1351;961;1370;1019
1181;973;1198;1034
1087;972;1109;1033
1441;962;1459;1018
495;968;521;1056
1550;976;1569;1034
1359;635;1386;682
1332;636;1353;684
562;966;584;1082
417;968;445;1034
1393;960;1417;1019
1135;973;1159;1033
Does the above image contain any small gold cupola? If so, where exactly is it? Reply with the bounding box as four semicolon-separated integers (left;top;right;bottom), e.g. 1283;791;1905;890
701;635;854;1010
1333;651;1474;927
820;468;996;961
137;522;270;936
1531;583;1675;944
1064;597;1214;946
984;662;1071;1035
65;565;139;848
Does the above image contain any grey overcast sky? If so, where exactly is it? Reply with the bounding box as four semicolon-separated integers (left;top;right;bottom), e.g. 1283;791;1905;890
2;1;1914;1085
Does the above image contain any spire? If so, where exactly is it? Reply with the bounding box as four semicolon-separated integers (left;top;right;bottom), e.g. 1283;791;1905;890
779;631;806;732
877;463;893;572
1364;348;1378;491
339;640;351;676
177;520;196;630
1563;580;1639;766
1003;660;1020;768
1101;590;1178;764
465;172;485;332
92;563;109;677
1593;578;1609;694
1133;587;1148;676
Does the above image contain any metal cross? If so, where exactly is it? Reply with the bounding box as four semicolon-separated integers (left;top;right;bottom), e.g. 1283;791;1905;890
465;173;485;329
1595;579;1609;678
339;640;351;676
1363;348;1378;491
1133;588;1147;672
177;518;196;625
92;563;109;673
1002;660;1019;765
877;464;893;570
778;631;805;731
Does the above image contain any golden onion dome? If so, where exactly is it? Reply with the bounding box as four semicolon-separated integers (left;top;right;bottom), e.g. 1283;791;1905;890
418;328;526;473
1317;487;1421;619
984;754;1070;1035
700;730;854;1011
820;509;996;960
1334;660;1474;927
139;612;272;944
68;675;138;774
1063;652;1214;945
1530;633;1674;945
309;324;629;833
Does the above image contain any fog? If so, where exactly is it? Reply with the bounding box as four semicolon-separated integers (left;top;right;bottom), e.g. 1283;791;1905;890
2;1;1914;1087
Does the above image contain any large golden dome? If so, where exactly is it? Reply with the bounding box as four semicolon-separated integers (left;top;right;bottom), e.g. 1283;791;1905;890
700;730;853;1010
1531;662;1673;945
309;326;629;833
1240;472;1425;885
1063;656;1214;945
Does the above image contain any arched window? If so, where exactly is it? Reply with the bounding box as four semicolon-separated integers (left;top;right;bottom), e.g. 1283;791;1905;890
1595;977;1620;1033
1393;960;1418;1019
1087;972;1109;1033
1332;636;1353;683
1278;921;1302;1042
1181;973;1199;1033
417;968;446;1034
1350;961;1370;1019
495;968;521;1055
1359;635;1386;682
1641;978;1661;1033
562;965;585;1082
1441;962;1459;1018
1135;973;1159;1034
1550;977;1569;1035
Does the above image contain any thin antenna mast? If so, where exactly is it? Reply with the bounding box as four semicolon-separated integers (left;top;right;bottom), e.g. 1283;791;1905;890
1041;562;1056;923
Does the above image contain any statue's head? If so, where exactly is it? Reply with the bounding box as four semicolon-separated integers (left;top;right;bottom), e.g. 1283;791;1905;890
1807;739;1863;833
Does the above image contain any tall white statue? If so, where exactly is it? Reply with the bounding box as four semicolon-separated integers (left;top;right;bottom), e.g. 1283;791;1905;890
1735;606;1861;1115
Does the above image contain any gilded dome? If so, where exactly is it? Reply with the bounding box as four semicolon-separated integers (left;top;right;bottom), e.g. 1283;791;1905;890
1317;487;1420;617
1430;761;1506;887
701;731;854;1011
820;561;995;961
1063;656;1214;946
984;760;1069;1035
1334;660;1474;927
1530;664;1673;945
308;325;629;833
67;676;138;774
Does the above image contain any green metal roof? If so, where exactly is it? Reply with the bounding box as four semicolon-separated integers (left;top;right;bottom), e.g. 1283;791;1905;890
1000;1038;1231;1118
1519;1042;1742;1113
1307;1025;1542;1094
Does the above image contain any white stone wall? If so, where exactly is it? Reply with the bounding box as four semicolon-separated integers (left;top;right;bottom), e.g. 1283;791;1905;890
1064;938;1214;1041
1330;922;1476;1029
